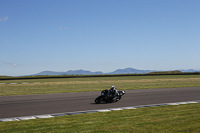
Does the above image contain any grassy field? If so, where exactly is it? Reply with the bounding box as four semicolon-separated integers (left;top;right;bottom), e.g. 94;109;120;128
0;75;200;96
1;103;200;132
1;75;200;132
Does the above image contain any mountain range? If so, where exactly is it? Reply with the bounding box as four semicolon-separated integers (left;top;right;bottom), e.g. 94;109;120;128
35;68;200;76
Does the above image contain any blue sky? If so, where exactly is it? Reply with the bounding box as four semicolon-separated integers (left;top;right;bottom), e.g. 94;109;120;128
1;0;200;76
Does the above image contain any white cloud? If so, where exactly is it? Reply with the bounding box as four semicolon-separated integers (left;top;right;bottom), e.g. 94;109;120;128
59;26;68;31
0;62;17;67
0;16;8;21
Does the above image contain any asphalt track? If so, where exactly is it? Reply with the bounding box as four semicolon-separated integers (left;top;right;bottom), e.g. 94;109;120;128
0;87;200;119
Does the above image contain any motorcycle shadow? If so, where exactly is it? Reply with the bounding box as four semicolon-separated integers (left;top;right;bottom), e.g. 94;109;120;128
90;101;115;104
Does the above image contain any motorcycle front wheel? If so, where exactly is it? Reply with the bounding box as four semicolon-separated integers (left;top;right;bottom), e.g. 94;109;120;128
95;96;103;104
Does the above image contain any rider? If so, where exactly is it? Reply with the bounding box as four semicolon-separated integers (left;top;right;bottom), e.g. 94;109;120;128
109;86;118;99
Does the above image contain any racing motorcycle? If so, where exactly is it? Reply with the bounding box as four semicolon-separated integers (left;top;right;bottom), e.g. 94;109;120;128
95;89;125;104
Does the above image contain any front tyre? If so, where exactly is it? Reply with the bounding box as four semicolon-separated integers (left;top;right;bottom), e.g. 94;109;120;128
95;96;103;104
116;96;121;102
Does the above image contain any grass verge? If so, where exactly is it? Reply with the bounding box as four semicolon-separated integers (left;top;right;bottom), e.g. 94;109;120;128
1;103;200;132
1;75;200;96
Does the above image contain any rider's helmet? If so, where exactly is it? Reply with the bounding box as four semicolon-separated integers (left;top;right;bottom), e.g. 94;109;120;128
110;86;116;91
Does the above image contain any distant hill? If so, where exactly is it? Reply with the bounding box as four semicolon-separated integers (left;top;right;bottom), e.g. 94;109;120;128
35;70;104;75
108;67;154;74
34;67;200;76
179;69;199;73
64;70;103;75
36;71;64;75
35;68;155;75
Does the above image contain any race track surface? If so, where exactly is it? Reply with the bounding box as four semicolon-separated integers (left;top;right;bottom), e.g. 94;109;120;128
0;87;200;119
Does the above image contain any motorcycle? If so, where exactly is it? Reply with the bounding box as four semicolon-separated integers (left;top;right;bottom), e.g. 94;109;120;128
95;89;125;104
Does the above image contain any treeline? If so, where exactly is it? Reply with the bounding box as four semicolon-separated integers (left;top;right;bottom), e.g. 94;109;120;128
147;70;182;74
0;71;200;80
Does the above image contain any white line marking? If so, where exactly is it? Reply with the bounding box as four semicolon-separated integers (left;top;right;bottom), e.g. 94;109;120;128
110;108;123;111
121;107;137;109
17;116;36;120
0;82;41;85
35;115;54;119
10;83;17;84
186;101;198;104
166;103;180;105
96;109;111;112
0;118;19;122
1;100;200;122
176;102;188;105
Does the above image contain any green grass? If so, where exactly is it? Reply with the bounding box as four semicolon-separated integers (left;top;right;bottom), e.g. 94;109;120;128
1;103;200;132
1;75;200;96
1;75;200;132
